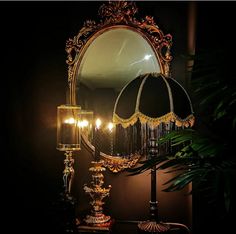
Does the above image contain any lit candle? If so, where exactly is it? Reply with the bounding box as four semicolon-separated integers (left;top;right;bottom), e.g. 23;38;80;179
107;122;114;155
95;118;102;161
61;117;76;146
78;119;88;137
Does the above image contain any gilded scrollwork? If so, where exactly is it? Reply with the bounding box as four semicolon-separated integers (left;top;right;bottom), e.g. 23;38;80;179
101;153;141;173
98;0;138;25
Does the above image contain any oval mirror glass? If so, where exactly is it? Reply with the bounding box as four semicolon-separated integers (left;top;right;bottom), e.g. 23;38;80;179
75;27;161;156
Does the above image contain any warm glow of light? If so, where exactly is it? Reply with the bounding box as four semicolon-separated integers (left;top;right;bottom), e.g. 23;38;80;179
107;122;114;132
78;119;89;128
64;117;76;124
144;54;152;60
95;118;102;129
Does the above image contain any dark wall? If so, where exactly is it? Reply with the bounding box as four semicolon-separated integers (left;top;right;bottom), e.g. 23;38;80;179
192;2;236;234
2;1;193;233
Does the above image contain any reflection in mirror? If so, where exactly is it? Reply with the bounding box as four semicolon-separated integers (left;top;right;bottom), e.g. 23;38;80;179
76;28;161;156
78;28;160;92
79;110;94;143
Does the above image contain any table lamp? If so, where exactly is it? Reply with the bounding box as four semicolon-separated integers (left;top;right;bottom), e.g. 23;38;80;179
113;72;195;232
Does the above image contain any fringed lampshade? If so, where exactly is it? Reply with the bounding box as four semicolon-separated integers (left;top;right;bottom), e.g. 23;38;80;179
112;72;195;156
113;72;194;128
112;72;195;232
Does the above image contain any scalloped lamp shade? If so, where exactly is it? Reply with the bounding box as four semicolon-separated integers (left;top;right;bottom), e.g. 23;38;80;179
112;72;195;156
113;72;195;128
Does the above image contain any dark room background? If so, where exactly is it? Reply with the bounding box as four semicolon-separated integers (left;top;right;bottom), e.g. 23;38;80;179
1;1;236;233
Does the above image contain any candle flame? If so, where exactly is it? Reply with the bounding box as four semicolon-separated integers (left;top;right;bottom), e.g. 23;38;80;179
64;117;76;124
107;122;114;132
77;119;89;128
95;118;102;129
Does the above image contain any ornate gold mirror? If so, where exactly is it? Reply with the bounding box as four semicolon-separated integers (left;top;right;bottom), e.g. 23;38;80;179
65;1;172;172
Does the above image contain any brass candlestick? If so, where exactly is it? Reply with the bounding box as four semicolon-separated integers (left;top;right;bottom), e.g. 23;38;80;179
83;160;112;226
63;151;75;195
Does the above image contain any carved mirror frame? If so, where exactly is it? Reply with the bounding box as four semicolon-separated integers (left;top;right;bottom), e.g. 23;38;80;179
65;1;173;173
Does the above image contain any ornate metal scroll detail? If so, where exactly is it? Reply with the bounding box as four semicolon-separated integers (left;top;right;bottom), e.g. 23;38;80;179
83;160;112;226
65;0;173;86
82;137;142;173
138;16;172;76
101;153;141;173
98;0;138;25
65;20;98;87
63;151;75;194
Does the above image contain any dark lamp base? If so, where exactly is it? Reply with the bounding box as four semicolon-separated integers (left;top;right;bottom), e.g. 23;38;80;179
138;221;170;233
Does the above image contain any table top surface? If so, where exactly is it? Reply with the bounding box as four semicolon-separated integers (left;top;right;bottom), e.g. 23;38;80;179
77;220;190;234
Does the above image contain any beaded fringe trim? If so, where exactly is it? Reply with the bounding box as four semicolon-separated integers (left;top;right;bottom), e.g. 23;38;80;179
113;111;195;128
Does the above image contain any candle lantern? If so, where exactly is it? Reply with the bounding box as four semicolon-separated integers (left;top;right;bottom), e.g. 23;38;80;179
57;105;82;152
57;105;82;196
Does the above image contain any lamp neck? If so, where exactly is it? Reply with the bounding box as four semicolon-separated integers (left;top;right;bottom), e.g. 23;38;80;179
148;129;159;221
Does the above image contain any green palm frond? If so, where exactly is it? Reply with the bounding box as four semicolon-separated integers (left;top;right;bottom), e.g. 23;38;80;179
129;129;235;193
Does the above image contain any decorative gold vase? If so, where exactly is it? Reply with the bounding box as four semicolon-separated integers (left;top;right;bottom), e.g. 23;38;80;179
84;160;112;226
